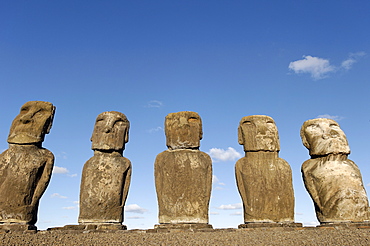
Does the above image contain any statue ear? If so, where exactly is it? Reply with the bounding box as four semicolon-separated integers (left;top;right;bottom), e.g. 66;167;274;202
124;123;130;143
45;106;56;134
300;130;310;149
238;126;244;145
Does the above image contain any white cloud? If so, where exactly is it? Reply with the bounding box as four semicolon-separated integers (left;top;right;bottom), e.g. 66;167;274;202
208;147;242;162
51;193;67;199
147;100;163;108
68;174;77;178
215;187;225;190
73;201;79;204
216;203;242;210
53;166;69;174
230;211;243;216
289;55;335;79
341;58;356;70
367;183;370;187
210;212;220;215
341;52;366;70
147;126;163;133
126;216;145;219
212;175;219;184
316;114;344;121
62;206;76;210
303;221;320;226
124;204;148;214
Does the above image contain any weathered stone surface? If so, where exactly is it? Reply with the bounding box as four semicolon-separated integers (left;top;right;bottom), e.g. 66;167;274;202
301;118;369;223
235;115;295;223
0;224;37;231
154;223;213;230
238;222;302;229
165;111;202;150
155;111;212;225
7;101;55;145
0;101;55;226
78;111;131;225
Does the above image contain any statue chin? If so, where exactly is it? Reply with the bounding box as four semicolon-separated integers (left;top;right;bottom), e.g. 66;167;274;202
7;133;41;144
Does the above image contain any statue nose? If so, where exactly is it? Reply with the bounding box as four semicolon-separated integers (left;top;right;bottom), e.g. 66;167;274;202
103;120;115;133
20;113;33;124
323;129;338;139
257;124;267;135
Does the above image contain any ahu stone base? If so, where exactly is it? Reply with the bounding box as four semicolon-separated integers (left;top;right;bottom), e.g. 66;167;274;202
238;222;302;229
318;222;370;229
0;224;37;232
48;224;127;231
155;223;213;230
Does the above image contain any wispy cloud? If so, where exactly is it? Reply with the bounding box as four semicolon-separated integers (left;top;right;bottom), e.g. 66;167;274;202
53;166;69;174
212;175;226;189
230;211;243;216
52;166;77;177
124;204;148;214
289;52;366;80
216;203;242;210
288;55;335;79
146;100;163;108
212;175;220;184
316;114;344;121
147;126;163;133
208;147;242;162
341;52;366;70
51;193;67;199
126;216;145;219
62;206;76;210
210;212;220;215
56;151;68;160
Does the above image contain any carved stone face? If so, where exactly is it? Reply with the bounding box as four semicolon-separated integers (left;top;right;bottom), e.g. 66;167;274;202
238;115;280;152
165;111;202;150
301;118;350;156
7;101;55;144
91;111;129;151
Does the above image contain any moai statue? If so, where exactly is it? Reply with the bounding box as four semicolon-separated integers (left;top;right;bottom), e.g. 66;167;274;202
301;118;369;225
78;111;132;230
0;101;55;230
235;115;299;228
154;111;212;229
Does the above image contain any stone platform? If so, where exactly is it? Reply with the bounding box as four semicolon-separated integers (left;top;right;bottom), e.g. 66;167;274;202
0;224;37;232
238;222;302;229
154;223;213;230
47;224;127;231
318;222;370;229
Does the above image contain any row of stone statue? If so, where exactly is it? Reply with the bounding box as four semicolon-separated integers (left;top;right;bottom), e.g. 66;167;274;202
0;101;369;231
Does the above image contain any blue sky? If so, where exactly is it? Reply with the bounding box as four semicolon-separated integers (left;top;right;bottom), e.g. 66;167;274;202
1;1;370;230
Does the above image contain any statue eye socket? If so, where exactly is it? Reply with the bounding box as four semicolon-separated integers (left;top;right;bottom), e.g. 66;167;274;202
188;117;198;123
329;124;339;128
21;107;29;112
243;121;252;125
96;117;105;122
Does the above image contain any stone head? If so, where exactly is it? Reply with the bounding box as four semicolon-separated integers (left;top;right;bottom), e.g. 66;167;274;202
7;101;55;145
238;115;280;152
300;118;350;156
165;111;202;150
91;111;129;152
